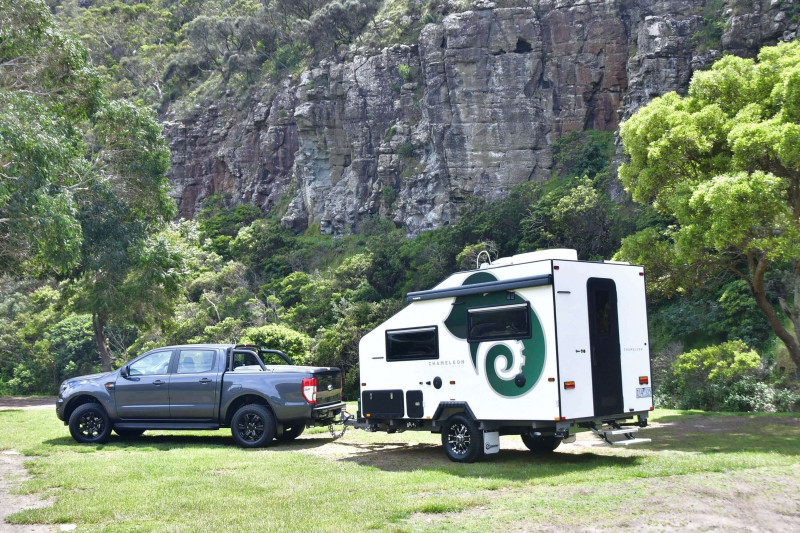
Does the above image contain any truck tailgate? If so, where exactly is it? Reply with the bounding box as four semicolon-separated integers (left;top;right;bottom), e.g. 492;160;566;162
314;369;342;405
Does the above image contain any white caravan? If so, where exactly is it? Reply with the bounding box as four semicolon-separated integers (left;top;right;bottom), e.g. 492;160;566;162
355;249;653;462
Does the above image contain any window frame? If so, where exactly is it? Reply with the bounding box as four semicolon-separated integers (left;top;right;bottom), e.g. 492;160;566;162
385;326;439;362
466;302;532;343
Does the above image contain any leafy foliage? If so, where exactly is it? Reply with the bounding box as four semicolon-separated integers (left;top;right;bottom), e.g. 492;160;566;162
618;41;800;369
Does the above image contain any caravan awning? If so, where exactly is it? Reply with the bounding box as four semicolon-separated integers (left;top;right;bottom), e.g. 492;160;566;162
406;274;553;303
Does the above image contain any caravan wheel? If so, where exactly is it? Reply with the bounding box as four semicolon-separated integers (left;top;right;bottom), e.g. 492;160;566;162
442;414;484;463
521;432;561;453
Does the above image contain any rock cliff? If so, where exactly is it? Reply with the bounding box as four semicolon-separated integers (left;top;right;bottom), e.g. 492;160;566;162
165;0;799;235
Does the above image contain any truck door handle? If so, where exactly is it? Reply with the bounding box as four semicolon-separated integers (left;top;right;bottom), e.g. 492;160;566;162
198;378;212;384
153;380;165;385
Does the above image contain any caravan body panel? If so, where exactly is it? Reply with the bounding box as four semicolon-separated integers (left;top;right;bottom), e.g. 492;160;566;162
358;251;653;428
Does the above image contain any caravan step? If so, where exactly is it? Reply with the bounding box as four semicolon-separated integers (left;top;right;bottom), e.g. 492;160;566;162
608;438;651;446
600;427;639;436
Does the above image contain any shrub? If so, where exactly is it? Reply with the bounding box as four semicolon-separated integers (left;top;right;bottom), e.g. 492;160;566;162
240;324;312;364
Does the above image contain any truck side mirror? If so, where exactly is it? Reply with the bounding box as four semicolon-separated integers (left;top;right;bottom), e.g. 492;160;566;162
120;365;129;378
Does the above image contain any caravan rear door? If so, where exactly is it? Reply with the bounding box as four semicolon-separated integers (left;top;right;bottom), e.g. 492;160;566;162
552;260;652;420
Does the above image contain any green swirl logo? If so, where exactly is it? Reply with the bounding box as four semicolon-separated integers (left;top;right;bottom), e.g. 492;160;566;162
443;272;546;397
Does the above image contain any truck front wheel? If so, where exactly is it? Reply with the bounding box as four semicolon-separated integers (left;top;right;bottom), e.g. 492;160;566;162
69;403;111;444
231;404;276;448
441;414;484;463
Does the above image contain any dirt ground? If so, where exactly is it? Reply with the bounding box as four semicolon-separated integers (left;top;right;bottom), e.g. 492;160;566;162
0;398;54;412
0;398;60;533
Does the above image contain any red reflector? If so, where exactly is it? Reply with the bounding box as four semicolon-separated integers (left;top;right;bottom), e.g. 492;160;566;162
639;272;645;276
649;406;654;411
564;381;575;390
554;266;560;270
302;377;317;404
639;376;649;385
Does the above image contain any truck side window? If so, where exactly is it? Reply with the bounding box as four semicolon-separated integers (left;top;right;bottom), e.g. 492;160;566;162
176;350;215;374
129;350;172;376
467;303;531;342
386;326;438;361
232;352;261;369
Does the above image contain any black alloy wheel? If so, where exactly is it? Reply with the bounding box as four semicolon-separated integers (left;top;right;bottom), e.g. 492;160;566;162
441;414;484;463
231;404;275;448
68;403;112;444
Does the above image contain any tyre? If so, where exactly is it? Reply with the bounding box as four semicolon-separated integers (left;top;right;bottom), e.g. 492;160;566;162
114;428;145;438
441;414;484;463
521;432;561;453
68;403;112;444
277;423;305;442
231;404;276;448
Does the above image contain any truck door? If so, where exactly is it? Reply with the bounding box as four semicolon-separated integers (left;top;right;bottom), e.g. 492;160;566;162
115;349;173;419
587;278;624;417
168;348;220;420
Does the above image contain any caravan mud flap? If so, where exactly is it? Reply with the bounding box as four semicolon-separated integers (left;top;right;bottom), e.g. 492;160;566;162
483;431;500;454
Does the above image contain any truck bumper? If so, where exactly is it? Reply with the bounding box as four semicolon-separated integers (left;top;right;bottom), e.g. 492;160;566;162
56;397;66;422
311;401;345;422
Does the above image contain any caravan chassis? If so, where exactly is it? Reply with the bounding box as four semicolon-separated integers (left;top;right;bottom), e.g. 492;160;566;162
347;406;650;462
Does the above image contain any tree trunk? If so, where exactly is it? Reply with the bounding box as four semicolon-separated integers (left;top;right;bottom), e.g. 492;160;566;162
92;311;112;372
751;256;800;369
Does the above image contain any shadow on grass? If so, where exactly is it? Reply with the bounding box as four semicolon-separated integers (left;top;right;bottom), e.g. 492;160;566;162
646;413;800;456
334;439;639;479
43;432;337;452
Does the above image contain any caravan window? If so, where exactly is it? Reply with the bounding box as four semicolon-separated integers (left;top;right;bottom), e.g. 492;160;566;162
386;326;439;361
467;303;531;342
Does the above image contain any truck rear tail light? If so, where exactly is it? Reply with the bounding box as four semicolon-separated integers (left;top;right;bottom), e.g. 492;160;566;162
564;381;575;390
639;376;649;385
302;377;317;404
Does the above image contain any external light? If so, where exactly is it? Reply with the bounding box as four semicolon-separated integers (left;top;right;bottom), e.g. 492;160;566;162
302;377;317;404
564;381;575;390
639;376;649;385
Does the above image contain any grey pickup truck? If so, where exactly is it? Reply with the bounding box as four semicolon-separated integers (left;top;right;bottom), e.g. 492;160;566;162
56;344;344;447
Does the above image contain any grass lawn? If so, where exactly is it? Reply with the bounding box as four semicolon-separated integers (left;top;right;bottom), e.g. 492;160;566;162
1;406;799;532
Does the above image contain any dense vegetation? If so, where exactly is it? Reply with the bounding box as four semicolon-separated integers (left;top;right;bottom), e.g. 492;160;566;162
1;0;798;411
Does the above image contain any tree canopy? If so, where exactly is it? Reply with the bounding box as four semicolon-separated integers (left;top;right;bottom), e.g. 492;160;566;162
1;0;178;370
618;41;800;368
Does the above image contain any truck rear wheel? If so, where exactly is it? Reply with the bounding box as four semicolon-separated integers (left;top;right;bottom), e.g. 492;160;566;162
277;423;305;442
231;404;276;448
521;432;561;453
69;403;111;444
441;414;484;463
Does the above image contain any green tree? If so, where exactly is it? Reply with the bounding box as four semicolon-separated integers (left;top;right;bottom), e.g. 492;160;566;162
0;1;180;370
240;324;311;364
0;0;102;274
618;41;800;368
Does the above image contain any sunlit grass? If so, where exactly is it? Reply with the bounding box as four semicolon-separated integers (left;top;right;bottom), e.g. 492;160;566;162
1;408;798;531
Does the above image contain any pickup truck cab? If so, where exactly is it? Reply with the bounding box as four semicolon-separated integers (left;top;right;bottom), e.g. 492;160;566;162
56;344;344;448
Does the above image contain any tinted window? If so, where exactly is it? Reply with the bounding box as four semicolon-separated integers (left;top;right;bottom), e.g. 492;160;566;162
232;352;262;369
386;327;438;361
467;303;530;342
129;350;172;376
176;349;215;374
